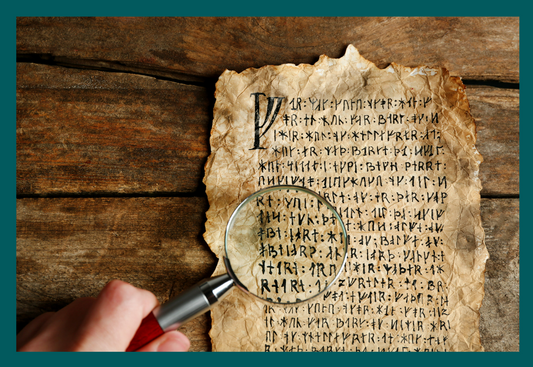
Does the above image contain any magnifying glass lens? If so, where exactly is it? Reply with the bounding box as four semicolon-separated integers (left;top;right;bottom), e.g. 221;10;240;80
225;186;347;304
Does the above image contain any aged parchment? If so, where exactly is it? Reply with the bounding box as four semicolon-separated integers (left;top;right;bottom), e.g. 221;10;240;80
203;45;488;351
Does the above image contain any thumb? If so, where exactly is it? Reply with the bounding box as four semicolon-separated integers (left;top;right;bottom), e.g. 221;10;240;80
135;331;190;352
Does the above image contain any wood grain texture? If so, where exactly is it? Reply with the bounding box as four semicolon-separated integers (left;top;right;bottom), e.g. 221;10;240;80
16;196;217;351
17;63;212;195
16;17;519;83
17;64;519;197
17;197;518;351
467;86;520;196
479;199;519;351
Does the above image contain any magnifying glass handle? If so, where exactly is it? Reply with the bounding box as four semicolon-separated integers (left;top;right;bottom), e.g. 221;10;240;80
126;273;234;351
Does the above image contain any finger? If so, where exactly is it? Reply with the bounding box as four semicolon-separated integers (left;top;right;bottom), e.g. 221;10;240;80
17;297;97;351
136;330;190;352
74;280;159;351
16;312;55;349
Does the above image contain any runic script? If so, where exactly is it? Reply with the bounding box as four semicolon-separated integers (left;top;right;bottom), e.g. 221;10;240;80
203;45;488;351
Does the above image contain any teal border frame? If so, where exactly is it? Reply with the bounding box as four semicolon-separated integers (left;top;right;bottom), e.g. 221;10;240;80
5;2;527;366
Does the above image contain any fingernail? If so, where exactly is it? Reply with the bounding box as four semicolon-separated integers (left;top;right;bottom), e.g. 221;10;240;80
157;332;190;352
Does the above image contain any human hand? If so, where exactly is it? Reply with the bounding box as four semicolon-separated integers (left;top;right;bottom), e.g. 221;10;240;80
17;280;190;352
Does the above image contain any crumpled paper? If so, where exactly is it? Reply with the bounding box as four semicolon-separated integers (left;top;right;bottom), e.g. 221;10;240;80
203;45;488;351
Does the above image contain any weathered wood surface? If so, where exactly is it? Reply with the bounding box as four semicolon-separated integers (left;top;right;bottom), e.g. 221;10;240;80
468;85;520;197
16;63;212;196
17;197;519;351
17;17;519;83
17;64;519;197
16;17;519;352
16;197;217;351
479;199;519;351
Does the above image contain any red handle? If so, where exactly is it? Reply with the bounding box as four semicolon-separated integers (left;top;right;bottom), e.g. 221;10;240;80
126;312;165;352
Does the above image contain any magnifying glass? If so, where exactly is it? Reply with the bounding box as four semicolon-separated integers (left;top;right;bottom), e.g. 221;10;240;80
126;185;348;351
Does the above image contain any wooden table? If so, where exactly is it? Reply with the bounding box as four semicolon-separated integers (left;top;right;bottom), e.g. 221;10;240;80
16;17;519;351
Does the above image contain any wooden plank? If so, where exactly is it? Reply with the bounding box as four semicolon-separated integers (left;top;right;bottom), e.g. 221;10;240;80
468;86;520;196
17;63;212;195
479;198;519;351
16;196;217;351
17;64;519;197
17;17;519;83
17;197;519;351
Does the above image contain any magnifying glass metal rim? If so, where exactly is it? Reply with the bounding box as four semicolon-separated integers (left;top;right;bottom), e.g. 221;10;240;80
223;184;348;305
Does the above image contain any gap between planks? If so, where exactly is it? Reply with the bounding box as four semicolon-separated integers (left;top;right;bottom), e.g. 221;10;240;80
16;56;519;91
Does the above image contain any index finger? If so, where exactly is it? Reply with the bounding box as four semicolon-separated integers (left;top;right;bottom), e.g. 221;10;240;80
73;280;160;351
